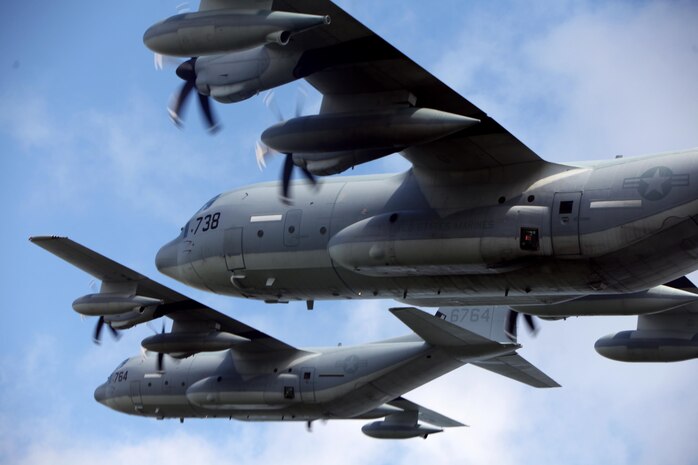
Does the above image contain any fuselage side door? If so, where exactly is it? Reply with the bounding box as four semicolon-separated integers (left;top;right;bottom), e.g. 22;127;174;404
299;367;316;402
130;380;143;412
223;227;246;271
552;192;582;255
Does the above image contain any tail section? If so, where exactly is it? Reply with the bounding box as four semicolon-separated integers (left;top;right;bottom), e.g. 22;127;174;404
434;306;514;343
390;306;560;388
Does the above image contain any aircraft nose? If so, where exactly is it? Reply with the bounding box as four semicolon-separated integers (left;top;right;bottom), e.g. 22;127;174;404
94;383;108;405
155;239;178;273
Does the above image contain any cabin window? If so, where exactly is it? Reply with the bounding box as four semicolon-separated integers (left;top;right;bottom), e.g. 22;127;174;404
283;386;295;399
520;227;540;251
559;200;574;214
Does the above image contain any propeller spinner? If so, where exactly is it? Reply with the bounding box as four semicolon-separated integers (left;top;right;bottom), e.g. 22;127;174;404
168;58;220;133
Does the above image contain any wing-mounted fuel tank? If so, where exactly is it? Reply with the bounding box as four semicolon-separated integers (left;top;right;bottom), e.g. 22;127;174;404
328;205;552;277
144;9;330;57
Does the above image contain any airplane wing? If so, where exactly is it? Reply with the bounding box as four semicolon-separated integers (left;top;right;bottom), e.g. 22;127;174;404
388;397;466;428
29;236;299;354
269;0;551;173
390;306;560;388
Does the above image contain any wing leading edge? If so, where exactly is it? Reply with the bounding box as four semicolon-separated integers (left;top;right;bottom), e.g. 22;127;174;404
271;0;548;172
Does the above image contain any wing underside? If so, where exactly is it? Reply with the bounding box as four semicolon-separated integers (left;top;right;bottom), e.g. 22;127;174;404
29;236;298;353
267;0;548;173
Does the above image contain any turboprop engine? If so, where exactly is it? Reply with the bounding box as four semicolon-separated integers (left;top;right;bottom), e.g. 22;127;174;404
143;9;330;57
194;46;304;104
72;293;163;332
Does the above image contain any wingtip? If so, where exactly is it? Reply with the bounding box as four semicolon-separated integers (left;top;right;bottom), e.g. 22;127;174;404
29;235;67;243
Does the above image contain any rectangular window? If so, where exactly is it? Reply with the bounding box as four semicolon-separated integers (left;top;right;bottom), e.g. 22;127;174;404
520;227;540;251
559;201;574;214
283;386;295;399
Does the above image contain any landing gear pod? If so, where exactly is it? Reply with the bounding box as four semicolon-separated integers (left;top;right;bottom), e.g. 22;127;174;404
144;10;331;57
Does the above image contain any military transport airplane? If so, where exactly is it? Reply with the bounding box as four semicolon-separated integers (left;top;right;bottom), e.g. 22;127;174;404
30;236;558;439
141;1;698;362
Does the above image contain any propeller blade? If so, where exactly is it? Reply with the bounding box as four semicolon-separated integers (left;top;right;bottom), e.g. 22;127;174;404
263;91;284;122
169;79;195;127
93;316;105;344
523;313;539;335
300;165;317;186
157;352;164;372
107;324;121;340
197;92;219;133
505;309;539;341
281;153;294;203
255;141;271;170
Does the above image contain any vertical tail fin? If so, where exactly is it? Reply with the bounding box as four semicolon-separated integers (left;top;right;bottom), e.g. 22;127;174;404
434;306;513;344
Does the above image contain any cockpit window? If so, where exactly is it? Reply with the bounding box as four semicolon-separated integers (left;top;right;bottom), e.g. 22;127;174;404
115;359;129;370
182;221;190;239
197;195;220;214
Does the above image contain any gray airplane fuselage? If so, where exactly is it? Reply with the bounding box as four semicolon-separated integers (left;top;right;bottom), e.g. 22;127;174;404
94;337;467;422
156;149;698;311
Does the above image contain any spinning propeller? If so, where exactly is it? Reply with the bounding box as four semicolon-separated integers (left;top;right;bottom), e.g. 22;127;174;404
93;316;121;345
256;90;317;203
504;310;539;341
147;320;167;372
167;57;220;133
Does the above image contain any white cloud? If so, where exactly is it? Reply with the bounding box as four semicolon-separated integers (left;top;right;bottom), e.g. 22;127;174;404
431;1;698;161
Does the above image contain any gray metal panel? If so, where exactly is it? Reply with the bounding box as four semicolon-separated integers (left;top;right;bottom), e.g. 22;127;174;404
552;192;582;255
299;367;315;402
283;209;302;247
223;227;245;270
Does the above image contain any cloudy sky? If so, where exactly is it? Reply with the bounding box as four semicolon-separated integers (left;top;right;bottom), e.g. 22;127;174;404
2;1;697;464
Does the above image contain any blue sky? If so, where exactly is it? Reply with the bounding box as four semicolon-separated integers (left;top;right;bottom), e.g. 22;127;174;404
1;1;698;464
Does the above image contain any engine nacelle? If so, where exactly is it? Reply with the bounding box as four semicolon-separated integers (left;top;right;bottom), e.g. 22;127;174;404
594;330;698;362
361;421;442;439
72;293;163;316
143;10;330;57
141;331;249;354
194;46;301;104
261;107;479;154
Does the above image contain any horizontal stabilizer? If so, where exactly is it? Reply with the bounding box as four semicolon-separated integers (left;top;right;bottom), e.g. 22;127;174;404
473;354;560;388
388;397;466;428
